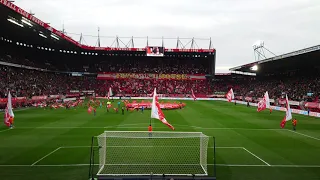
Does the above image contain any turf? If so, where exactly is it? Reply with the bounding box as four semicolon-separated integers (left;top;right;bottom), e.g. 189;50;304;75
1;100;320;180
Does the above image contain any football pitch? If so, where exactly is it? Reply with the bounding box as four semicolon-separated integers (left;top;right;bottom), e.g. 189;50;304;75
1;100;320;180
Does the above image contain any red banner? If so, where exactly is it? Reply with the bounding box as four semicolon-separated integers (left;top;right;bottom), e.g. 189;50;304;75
0;97;27;104
0;0;215;53
305;102;320;109
97;73;206;80
32;96;47;101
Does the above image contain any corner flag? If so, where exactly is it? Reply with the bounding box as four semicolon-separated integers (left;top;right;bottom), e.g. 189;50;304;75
151;88;174;130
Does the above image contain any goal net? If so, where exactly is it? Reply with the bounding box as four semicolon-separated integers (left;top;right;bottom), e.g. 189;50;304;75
96;131;210;176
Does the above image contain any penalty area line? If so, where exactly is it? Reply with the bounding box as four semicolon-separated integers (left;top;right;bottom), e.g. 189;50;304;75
287;129;320;141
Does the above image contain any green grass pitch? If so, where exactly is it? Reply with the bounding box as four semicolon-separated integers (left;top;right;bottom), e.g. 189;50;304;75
1;100;320;180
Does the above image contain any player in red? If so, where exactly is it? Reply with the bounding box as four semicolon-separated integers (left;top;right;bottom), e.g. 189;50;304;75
292;118;297;131
148;124;152;138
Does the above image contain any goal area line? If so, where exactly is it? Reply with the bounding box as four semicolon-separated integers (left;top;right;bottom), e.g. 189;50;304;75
30;146;270;167
1;164;320;168
9;145;317;169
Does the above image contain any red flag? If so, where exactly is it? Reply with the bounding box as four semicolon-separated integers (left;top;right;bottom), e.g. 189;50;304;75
191;89;197;101
151;88;174;130
226;88;234;102
4;92;14;127
257;91;271;112
4;107;10;127
280;94;292;128
257;100;266;112
87;106;92;114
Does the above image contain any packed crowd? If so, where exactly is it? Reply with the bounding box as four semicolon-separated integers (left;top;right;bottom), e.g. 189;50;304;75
1;64;319;103
0;65;96;98
213;76;320;102
0;65;212;99
95;79;211;96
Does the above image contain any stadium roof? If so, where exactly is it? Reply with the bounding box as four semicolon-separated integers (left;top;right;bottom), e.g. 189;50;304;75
0;1;215;53
229;44;320;75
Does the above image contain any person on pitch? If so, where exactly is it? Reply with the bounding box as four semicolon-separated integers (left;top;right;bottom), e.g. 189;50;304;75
292;118;297;131
148;124;152;137
93;108;96;116
122;106;125;115
141;106;144;113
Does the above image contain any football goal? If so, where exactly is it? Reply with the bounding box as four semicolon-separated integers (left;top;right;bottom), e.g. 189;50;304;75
92;131;212;177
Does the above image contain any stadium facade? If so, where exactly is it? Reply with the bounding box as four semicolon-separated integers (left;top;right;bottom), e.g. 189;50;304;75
0;0;216;76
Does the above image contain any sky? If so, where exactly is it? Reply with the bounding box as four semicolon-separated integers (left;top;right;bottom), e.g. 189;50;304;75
13;0;320;72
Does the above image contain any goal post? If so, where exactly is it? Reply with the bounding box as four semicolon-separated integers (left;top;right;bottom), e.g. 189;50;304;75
94;131;211;177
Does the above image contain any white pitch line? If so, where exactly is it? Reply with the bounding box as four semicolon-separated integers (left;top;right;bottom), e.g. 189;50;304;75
242;147;271;166
1;164;320;168
190;126;283;131
215;147;243;149
31;147;62;166
0;129;11;133
15;126;284;131
60;145;242;149
287;130;320;141
215;164;268;167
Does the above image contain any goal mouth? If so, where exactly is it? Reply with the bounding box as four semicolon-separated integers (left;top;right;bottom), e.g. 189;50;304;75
90;131;215;179
97;164;207;176
96;175;217;180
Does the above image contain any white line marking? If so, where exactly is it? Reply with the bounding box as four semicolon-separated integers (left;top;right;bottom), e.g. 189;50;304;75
287;130;320;141
0;129;11;133
1;164;320;168
190;126;283;131
215;164;268;167
31;147;61;166
15;126;284;131
242;147;271;166
60;146;241;149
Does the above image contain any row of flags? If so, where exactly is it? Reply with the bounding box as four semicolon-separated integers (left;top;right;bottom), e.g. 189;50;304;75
3;88;293;130
226;88;292;128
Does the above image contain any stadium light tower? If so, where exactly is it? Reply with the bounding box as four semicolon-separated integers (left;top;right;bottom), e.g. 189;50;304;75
252;40;276;61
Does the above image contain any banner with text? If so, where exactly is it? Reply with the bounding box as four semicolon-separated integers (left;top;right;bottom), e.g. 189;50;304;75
97;73;206;80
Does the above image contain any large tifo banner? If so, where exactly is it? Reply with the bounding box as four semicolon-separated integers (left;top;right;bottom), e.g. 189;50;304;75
97;73;206;80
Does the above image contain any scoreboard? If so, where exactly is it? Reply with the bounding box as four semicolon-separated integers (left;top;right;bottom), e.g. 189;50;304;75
146;46;164;57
